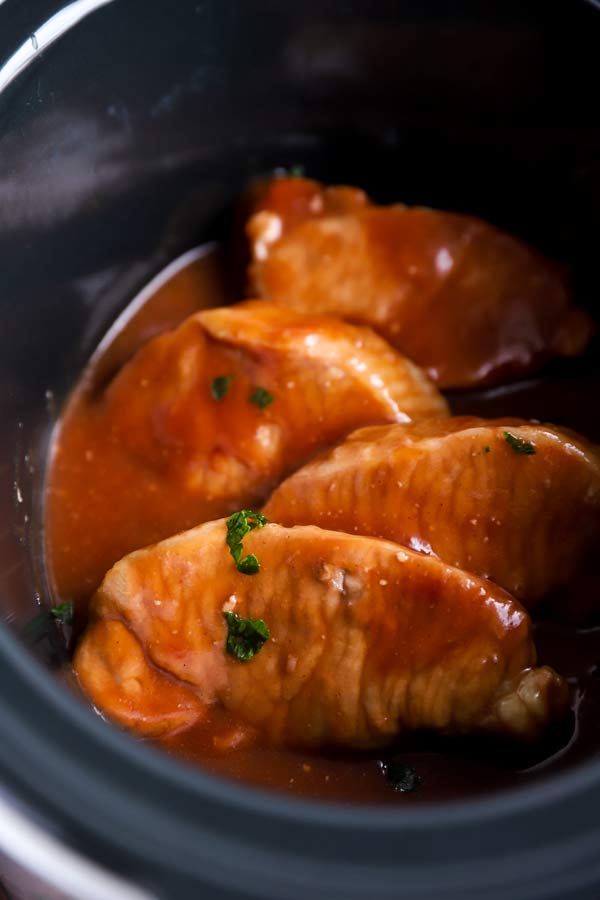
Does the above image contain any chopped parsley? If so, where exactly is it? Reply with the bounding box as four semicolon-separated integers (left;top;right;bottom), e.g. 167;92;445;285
223;611;270;662
484;445;491;454
51;601;74;626
288;164;305;178
226;509;269;575
249;386;274;409
211;374;233;401
504;432;536;455
22;600;74;642
378;760;423;793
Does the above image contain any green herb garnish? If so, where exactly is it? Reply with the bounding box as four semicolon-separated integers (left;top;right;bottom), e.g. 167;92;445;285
22;600;74;642
51;601;74;625
249;386;274;409
484;445;491;454
211;374;233;401
504;432;536;455
288;164;305;178
379;760;423;793
223;611;270;662
226;509;269;575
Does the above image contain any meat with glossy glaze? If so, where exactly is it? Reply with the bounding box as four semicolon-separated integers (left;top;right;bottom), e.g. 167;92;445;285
246;177;593;388
264;417;600;606
102;299;447;512
74;520;567;747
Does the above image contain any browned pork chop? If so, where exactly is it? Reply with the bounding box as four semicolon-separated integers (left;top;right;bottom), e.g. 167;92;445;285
103;300;446;512
246;177;593;388
75;520;567;747
264;417;600;606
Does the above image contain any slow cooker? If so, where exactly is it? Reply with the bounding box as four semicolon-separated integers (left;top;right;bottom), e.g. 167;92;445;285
1;1;599;897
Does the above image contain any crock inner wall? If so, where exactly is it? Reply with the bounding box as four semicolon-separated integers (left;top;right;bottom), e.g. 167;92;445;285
0;1;599;898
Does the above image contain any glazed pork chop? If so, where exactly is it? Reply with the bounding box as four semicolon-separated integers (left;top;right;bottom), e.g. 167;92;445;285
246;177;593;388
264;417;600;607
102;300;447;512
74;518;567;748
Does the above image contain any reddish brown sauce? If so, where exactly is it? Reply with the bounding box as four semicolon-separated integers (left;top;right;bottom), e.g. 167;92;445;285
45;248;236;610
44;246;600;804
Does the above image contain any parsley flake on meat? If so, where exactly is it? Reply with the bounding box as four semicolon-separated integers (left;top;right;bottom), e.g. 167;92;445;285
504;432;536;455
211;374;233;400
223;611;270;662
226;510;269;574
249;386;274;409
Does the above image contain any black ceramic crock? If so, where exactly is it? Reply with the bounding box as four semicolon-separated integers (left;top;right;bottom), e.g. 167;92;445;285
1;1;599;897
